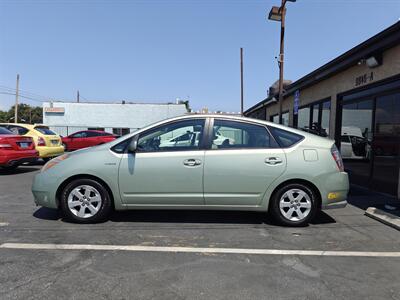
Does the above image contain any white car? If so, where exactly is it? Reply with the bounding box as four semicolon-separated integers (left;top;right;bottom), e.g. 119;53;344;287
340;126;371;159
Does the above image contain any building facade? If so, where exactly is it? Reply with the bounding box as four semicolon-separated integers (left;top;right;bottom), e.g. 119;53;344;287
245;22;400;198
43;101;188;136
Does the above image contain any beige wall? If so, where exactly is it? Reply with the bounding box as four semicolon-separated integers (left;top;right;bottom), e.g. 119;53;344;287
266;44;400;138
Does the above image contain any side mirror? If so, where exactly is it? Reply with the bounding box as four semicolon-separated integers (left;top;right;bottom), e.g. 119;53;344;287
127;136;138;153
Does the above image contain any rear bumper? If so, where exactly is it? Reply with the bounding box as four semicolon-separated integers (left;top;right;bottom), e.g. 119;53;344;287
322;200;348;210
37;146;64;158
317;171;349;210
0;150;39;167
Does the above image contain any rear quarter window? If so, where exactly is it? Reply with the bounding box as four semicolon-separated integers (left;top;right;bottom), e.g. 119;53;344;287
268;126;304;148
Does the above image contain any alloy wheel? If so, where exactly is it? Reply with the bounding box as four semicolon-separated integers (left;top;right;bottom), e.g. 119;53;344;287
67;185;102;218
279;188;312;222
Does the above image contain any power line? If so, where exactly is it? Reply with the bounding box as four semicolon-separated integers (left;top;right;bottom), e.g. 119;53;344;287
0;85;52;101
0;92;45;103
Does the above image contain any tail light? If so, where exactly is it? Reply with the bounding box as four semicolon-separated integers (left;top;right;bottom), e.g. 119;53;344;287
37;137;46;146
331;144;344;172
0;143;12;149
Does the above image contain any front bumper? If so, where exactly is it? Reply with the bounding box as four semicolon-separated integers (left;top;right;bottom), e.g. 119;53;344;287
37;146;64;158
32;171;59;209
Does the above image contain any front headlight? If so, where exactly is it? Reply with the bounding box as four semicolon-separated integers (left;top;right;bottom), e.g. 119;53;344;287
41;154;70;172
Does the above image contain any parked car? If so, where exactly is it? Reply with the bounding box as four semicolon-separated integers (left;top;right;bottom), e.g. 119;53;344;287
340;126;371;159
0;123;64;162
0;126;38;170
32;115;349;226
62;130;117;151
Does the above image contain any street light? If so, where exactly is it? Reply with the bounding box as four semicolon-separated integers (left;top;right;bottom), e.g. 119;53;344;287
268;0;296;125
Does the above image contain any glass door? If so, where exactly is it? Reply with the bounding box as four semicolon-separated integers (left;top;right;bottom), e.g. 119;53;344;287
340;99;373;187
371;93;400;195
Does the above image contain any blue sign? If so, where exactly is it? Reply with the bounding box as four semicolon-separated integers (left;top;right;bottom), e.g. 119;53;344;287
294;90;300;115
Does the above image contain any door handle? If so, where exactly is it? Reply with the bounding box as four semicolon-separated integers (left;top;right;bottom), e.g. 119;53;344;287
183;159;202;166
265;157;283;165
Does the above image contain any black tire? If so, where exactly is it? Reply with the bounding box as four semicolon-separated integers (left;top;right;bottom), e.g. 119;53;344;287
62;143;68;151
270;183;318;227
1;165;18;171
60;178;112;223
42;157;51;163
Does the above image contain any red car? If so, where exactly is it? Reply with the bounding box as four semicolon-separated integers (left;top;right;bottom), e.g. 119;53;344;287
0;126;38;170
61;130;117;151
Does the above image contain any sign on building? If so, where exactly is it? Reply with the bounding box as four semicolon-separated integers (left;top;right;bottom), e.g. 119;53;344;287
294;90;300;115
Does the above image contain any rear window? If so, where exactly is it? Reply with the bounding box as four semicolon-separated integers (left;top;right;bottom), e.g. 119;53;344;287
268;126;304;148
35;127;57;135
0;127;12;135
7;125;29;135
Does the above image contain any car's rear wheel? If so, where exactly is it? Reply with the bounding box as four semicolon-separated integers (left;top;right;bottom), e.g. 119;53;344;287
1;165;18;171
60;178;112;223
270;183;318;226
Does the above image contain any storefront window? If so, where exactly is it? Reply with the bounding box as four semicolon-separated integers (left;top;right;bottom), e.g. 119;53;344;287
296;100;330;137
271;114;279;124
282;112;289;127
297;107;310;130
321;101;330;135
270;113;289;126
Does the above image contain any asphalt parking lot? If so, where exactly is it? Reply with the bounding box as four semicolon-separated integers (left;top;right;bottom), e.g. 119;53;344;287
1;165;400;300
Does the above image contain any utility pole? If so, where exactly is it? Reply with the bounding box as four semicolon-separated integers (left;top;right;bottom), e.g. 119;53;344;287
278;1;285;124
77;90;80;103
240;48;244;116
268;0;295;124
14;74;20;123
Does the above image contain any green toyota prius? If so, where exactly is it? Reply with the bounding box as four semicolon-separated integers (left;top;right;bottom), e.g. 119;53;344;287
32;115;349;226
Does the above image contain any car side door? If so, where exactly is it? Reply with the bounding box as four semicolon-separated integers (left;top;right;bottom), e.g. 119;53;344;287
117;118;207;205
85;131;101;147
203;118;287;206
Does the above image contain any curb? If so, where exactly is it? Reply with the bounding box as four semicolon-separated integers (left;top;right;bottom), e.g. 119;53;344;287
365;207;400;231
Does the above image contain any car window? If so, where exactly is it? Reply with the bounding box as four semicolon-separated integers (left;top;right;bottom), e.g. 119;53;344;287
268;126;304;148
71;132;86;138
35;126;57;135
0;126;13;134
212;119;279;149
111;137;132;153
137;119;205;152
8;125;29;135
86;131;99;137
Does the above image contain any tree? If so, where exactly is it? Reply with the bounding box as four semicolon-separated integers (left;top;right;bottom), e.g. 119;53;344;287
0;104;42;123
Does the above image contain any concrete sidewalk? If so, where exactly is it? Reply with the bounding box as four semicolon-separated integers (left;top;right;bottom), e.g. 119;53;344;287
349;185;400;230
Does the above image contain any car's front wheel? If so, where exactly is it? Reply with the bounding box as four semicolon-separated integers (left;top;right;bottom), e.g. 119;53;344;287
270;183;318;226
60;178;112;223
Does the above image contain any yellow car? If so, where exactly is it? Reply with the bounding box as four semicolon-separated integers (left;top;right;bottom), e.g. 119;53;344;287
0;123;64;162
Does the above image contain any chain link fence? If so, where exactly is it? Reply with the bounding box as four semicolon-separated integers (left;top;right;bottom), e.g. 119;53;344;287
48;126;140;137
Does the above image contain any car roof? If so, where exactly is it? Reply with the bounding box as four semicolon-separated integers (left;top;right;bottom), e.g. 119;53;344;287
0;123;34;129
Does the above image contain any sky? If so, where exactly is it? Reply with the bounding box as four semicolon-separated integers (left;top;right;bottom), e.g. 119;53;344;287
0;0;399;113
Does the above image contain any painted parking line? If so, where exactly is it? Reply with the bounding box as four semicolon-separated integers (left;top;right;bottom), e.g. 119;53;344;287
1;243;400;258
